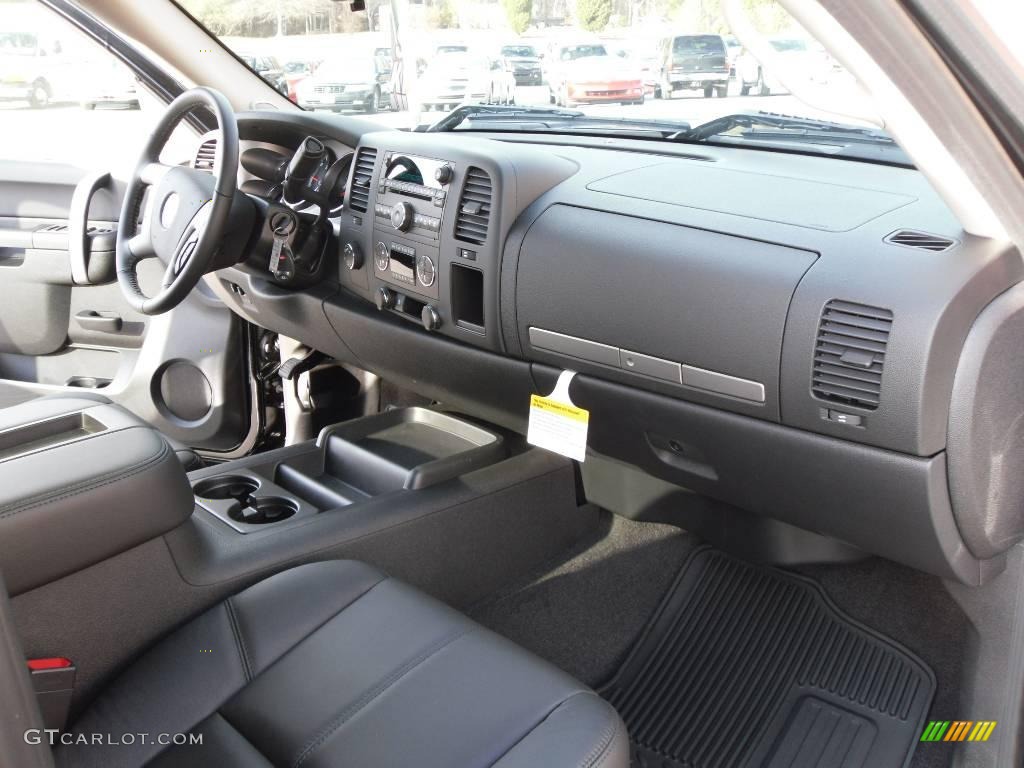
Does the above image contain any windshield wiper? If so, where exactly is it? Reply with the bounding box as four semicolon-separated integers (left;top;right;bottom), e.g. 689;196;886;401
426;104;690;137
681;112;894;146
427;104;584;131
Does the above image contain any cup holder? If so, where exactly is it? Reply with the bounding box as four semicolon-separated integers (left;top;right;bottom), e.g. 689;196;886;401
194;475;298;525
194;475;260;503
228;496;298;525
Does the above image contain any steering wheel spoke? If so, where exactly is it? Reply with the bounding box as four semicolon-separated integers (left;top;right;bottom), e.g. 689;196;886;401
115;87;239;315
139;161;173;187
127;232;155;260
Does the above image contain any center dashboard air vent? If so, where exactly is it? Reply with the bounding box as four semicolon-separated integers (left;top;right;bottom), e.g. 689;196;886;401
193;138;216;174
811;300;893;411
454;167;492;245
884;229;956;252
347;147;377;213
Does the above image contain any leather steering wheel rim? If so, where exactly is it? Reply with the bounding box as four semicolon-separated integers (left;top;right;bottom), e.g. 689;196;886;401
116;87;239;315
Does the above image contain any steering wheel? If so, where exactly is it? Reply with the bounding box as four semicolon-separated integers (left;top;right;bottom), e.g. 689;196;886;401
116;87;239;315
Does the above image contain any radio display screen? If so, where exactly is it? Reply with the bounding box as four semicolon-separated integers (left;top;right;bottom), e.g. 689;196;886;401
390;247;416;285
385;154;447;191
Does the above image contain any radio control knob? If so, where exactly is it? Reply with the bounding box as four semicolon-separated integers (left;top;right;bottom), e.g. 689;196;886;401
375;287;396;311
434;164;453;185
421;305;442;332
342;242;362;270
390;202;414;232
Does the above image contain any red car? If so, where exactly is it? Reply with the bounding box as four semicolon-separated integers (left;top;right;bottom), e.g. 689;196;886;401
548;43;644;107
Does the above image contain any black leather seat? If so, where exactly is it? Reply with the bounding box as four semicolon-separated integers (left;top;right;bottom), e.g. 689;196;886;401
55;560;629;768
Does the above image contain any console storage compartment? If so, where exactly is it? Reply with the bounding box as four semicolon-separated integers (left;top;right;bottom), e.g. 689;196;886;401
0;396;193;595
192;408;505;534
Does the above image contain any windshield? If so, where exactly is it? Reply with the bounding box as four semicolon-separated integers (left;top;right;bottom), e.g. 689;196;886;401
560;44;608;61
501;45;537;58
177;0;898;161
769;39;808;53
673;35;724;54
429;51;485;71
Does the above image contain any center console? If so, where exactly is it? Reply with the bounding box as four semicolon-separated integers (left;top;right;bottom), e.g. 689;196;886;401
335;132;577;352
192;407;504;534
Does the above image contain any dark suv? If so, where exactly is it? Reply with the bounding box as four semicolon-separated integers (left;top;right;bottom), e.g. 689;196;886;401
656;33;729;98
500;43;544;86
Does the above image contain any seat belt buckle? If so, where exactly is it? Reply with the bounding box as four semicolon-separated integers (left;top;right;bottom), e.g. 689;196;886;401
27;658;76;730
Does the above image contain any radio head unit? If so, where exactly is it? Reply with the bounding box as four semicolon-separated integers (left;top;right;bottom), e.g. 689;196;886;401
374;153;455;241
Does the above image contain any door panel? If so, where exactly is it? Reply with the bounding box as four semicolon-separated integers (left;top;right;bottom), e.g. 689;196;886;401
0;160;253;454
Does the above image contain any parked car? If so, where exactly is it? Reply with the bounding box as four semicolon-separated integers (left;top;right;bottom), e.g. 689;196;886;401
546;42;644;107
735;37;833;96
655;33;730;98
605;40;661;98
487;55;517;105
499;43;544;87
0;29;76;107
282;60;316;102
80;59;140;109
240;52;287;95
722;34;742;77
417;50;490;111
296;55;390;113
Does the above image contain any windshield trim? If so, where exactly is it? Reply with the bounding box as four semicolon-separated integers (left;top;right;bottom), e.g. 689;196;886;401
444;127;914;168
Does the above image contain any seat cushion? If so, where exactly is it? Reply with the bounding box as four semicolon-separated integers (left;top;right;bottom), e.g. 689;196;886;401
56;561;628;768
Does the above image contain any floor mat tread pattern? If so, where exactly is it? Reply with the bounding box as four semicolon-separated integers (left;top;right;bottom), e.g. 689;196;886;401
600;547;935;768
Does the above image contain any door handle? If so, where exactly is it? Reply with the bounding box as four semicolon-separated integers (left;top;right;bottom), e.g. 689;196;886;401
69;171;111;286
74;311;122;333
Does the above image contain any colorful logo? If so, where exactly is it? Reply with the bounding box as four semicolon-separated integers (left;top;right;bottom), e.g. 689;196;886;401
920;721;997;743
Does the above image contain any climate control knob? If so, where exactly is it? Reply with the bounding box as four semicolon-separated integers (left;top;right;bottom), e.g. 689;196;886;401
415;254;436;287
390;202;414;232
374;241;389;271
434;164;453;185
421;305;442;332
342;242;362;270
375;287;396;311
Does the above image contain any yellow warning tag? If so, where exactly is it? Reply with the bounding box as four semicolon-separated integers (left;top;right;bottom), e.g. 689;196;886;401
527;371;589;462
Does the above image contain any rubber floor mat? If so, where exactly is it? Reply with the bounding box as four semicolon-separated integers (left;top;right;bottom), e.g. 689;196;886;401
600;547;935;768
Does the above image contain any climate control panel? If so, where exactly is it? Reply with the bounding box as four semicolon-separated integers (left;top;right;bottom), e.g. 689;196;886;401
371;238;439;300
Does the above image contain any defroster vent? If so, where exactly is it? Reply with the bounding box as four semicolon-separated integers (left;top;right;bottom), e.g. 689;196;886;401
884;229;956;252
812;300;892;411
193;138;216;174
347;147;377;213
454;167;492;245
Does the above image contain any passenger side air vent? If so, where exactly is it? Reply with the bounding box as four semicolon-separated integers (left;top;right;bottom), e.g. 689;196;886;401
193;138;216;174
812;300;893;411
347;147;377;213
884;229;956;252
454;167;492;245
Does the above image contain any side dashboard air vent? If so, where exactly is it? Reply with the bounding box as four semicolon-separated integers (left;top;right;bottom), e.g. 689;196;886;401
347;147;377;213
884;229;956;252
812;300;893;411
193;138;216;174
454;167;492;245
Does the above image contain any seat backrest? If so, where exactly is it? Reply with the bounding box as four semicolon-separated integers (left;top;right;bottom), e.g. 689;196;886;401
0;570;54;768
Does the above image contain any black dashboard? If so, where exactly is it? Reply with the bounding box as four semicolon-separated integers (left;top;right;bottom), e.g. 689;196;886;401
202;110;1024;587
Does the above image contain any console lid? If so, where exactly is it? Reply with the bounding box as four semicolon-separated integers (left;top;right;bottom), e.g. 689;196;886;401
0;397;193;595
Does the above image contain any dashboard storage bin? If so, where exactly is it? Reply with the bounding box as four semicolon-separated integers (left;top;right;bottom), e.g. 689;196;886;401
279;407;505;498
